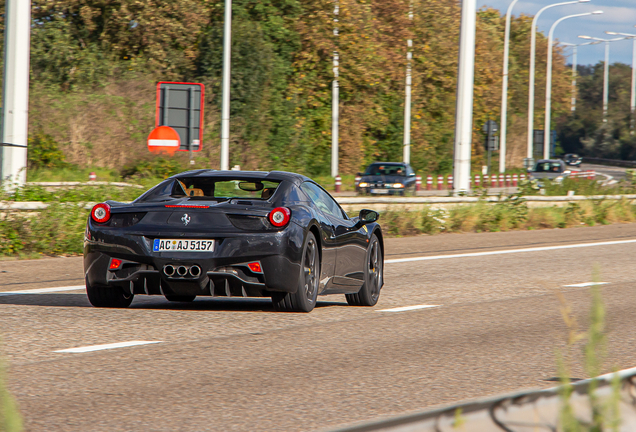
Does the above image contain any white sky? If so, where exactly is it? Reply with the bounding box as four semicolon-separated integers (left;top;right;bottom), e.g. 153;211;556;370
478;0;636;65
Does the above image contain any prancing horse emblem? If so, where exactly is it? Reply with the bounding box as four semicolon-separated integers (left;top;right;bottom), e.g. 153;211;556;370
181;214;191;226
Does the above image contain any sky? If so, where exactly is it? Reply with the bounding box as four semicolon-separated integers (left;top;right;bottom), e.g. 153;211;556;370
479;0;636;66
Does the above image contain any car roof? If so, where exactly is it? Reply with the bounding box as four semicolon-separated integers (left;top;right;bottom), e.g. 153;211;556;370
536;159;564;164
368;162;407;166
170;170;311;185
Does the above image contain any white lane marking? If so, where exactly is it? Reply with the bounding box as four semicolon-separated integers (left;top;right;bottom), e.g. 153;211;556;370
385;239;636;264
564;282;609;287
378;304;440;313
54;340;162;354
0;285;85;296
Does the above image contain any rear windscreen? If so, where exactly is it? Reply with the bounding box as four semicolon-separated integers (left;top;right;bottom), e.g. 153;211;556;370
533;163;563;173
137;178;281;202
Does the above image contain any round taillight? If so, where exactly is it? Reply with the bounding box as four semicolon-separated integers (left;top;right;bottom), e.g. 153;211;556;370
91;203;111;223
268;207;291;227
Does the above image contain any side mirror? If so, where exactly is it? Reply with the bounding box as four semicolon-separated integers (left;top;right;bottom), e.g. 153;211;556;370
357;172;363;176
409;172;415;177
359;209;379;224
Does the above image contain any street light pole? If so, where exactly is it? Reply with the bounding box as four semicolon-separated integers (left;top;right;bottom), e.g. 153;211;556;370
579;34;626;124
452;0;476;193
606;31;636;133
561;41;599;112
544;11;602;159
526;0;589;166
499;0;519;174
220;0;232;171
1;0;31;188
403;1;413;164
331;0;339;178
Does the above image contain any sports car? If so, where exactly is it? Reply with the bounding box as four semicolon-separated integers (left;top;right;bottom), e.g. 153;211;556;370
84;170;384;312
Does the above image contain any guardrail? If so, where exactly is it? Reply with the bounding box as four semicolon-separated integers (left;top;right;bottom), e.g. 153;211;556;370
330;367;636;431
27;181;144;189
583;157;636;168
3;194;636;212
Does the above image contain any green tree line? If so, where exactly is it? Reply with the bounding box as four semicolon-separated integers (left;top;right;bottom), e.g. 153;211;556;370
2;0;572;176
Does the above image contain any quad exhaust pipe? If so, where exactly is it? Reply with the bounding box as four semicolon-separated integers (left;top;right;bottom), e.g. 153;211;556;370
163;264;202;278
189;265;201;277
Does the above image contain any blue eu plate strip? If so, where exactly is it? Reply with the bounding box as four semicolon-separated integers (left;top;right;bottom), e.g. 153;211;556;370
153;239;160;252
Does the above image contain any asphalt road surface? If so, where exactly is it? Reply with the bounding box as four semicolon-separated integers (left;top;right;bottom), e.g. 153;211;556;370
579;162;628;182
2;224;636;431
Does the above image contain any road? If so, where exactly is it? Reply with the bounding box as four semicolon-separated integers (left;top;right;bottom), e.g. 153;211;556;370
579;162;628;182
2;224;636;431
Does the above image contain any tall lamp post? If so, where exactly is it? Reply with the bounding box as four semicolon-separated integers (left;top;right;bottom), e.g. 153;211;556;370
544;11;603;159
403;1;413;164
606;31;636;134
561;41;599;112
220;0;232;171
526;0;590;167
578;34;625;123
452;0;476;193
499;0;520;174
331;0;339;178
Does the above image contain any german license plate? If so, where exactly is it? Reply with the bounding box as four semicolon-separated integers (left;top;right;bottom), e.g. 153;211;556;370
371;189;389;194
153;239;215;252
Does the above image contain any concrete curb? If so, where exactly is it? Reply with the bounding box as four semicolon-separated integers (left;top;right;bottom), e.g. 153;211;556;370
27;181;144;189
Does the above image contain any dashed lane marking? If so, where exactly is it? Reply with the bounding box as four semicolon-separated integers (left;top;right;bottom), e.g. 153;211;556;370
0;285;85;296
54;341;162;353
564;282;609;287
378;304;440;313
385;239;636;264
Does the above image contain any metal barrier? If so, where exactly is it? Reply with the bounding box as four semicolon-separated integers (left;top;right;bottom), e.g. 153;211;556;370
330;367;636;431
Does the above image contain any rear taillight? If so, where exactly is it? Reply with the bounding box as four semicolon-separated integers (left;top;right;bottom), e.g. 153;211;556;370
268;207;291;227
91;203;111;223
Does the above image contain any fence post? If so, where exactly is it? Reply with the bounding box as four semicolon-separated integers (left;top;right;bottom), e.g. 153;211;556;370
448;175;453;190
426;175;432;191
512;174;518;187
89;172;97;181
475;174;480;188
505;174;511;187
491;175;497;188
415;175;422;191
437;175;443;191
354;174;361;188
520;173;526;182
335;175;342;193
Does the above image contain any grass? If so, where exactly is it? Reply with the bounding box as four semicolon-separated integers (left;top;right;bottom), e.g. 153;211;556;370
0;355;22;432
374;195;636;237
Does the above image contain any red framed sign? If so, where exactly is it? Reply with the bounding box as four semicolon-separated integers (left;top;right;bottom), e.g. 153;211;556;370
156;82;205;152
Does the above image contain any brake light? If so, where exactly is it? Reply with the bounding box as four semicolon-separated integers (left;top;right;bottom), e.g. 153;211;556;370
109;259;122;270
268;207;291;227
91;203;111;223
247;262;263;273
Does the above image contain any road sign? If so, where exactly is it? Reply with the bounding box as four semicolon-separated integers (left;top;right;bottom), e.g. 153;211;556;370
147;126;181;155
156;82;204;152
482;120;498;134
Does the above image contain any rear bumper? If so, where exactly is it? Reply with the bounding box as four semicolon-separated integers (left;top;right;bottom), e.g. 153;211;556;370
84;223;304;297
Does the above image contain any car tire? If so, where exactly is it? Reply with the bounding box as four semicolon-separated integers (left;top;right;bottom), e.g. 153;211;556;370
272;232;320;313
86;279;134;308
346;234;383;307
165;295;196;302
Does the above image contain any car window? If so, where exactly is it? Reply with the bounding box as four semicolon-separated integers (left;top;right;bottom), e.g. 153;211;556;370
364;164;406;176
300;182;346;219
136;178;281;202
533;162;563;173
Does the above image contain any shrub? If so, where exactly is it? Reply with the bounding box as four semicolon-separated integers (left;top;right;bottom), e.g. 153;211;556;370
27;133;67;170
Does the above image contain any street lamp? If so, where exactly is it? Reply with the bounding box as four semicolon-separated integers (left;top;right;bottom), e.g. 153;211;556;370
606;30;636;133
578;34;625;123
526;0;590;167
220;0;232;171
544;11;603;159
499;0;520;174
561;41;599;112
403;1;413;164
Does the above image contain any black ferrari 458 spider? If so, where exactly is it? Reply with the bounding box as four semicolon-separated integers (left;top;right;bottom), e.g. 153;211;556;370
84;170;384;312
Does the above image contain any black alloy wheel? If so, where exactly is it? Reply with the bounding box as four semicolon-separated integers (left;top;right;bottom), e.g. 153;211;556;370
165;295;196;302
272;232;320;312
86;278;134;308
346;234;382;306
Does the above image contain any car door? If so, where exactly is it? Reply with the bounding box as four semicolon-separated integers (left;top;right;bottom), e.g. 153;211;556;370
300;182;366;293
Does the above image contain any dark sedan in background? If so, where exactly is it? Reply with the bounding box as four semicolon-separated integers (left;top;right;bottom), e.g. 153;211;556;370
563;153;583;166
84;170;384;313
357;162;417;195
